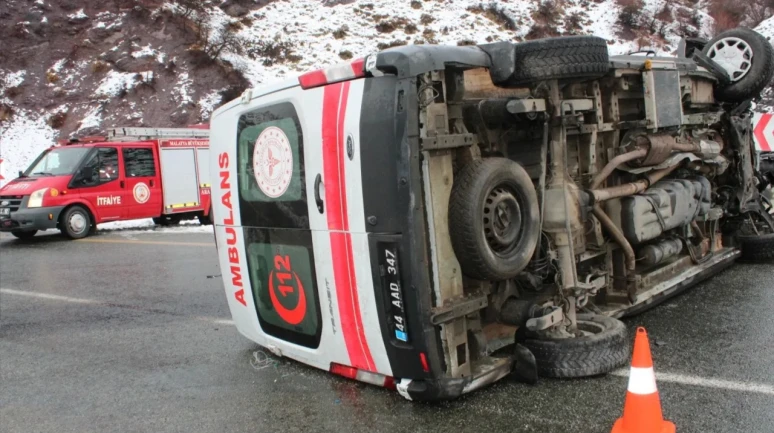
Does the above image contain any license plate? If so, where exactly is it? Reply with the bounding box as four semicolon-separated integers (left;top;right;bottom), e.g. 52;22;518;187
380;243;409;343
0;208;9;216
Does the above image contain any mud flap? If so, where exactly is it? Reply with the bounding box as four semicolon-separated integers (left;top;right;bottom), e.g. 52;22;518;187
511;343;538;385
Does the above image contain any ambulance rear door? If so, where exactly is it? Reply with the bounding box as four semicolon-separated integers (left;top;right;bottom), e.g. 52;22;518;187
209;78;394;376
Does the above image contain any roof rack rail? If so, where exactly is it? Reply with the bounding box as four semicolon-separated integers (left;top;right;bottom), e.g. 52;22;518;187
106;127;210;141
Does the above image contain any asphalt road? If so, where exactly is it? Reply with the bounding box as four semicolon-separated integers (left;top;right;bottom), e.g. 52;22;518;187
1;228;773;433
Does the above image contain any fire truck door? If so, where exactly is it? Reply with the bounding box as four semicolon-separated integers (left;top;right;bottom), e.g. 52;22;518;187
121;147;163;219
71;146;126;222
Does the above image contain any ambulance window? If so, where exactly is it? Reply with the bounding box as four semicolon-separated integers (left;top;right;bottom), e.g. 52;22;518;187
245;232;322;349
76;147;119;186
237;102;309;230
123;148;156;177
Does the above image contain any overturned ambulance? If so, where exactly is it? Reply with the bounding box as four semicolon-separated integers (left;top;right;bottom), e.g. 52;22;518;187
210;28;774;400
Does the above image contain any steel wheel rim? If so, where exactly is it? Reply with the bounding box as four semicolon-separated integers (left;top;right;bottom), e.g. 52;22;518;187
707;37;753;82
69;212;87;234
576;320;605;337
483;184;523;255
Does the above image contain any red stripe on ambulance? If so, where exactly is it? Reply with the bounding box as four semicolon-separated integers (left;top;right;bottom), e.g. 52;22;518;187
322;82;375;371
218;152;247;307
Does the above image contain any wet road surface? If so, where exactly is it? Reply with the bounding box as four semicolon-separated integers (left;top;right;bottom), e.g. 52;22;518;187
1;229;773;433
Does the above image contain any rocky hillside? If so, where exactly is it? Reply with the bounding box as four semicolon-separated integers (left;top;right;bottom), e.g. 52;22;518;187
0;0;772;182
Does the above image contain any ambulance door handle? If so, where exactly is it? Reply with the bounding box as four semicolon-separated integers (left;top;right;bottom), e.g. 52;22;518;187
314;174;324;214
150;179;155;187
120;180;125;188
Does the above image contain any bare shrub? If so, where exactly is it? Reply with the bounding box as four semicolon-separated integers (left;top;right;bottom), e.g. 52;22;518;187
377;39;408;50
467;3;516;30
48;111;68;129
91;61;110;74
339;50;353;60
332;24;349;39
247;37;302;66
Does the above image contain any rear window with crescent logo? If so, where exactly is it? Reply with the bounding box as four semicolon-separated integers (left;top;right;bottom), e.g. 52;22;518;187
236;102;309;230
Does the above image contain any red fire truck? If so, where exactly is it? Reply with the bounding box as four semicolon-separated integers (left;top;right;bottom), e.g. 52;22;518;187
0;127;213;239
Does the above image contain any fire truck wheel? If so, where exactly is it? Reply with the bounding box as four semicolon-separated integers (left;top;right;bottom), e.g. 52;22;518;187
11;230;37;239
153;215;181;226
508;36;610;85
702;28;774;102
448;157;540;281
198;208;213;225
517;314;630;378
60;205;92;239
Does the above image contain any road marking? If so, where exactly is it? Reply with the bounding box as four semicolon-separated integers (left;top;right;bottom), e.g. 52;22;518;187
0;288;100;304
76;238;213;247
1;288;233;326
611;369;774;396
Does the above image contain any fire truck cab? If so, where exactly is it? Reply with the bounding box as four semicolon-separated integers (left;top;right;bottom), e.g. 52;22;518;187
0;127;212;239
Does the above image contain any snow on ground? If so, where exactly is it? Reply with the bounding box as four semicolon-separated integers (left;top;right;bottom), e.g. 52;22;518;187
77;105;104;132
201;0;716;88
756;16;774;41
2;70;26;89
131;44;158;59
99;218;214;235
94;70;154;98
199;89;225;119
67;8;88;20
0;111;56;187
175;71;194;105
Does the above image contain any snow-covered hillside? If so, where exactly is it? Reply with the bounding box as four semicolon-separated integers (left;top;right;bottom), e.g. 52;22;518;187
0;0;772;187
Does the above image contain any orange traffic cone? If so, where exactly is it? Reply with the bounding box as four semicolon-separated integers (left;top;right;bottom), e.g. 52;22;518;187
611;327;676;433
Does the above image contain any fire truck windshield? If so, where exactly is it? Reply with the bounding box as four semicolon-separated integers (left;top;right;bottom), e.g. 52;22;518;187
24;147;91;177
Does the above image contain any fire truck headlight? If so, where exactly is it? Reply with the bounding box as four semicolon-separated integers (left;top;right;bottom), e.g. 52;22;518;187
28;188;48;208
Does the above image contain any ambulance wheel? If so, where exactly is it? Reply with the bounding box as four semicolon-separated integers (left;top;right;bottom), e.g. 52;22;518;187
448;157;540;281
702;28;774;102
517;314;630;378
60;205;92;239
11;230;37;239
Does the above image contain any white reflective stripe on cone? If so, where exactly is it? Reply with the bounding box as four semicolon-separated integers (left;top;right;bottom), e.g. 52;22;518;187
628;366;658;395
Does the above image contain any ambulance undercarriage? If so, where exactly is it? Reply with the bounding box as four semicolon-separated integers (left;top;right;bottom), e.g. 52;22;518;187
405;30;774;393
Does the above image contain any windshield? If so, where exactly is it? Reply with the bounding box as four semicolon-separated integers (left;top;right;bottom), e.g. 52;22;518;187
24;147;92;176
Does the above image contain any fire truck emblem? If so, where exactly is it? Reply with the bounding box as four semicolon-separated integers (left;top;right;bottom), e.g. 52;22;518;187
253;126;293;198
133;182;150;204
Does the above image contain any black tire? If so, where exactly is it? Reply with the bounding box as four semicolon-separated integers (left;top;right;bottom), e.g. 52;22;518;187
448;158;540;281
737;233;774;262
509;36;610;85
153;215;181;226
198;208;213;225
519;314;630;378
60;205;92;239
702;28;774;102
11;230;37;239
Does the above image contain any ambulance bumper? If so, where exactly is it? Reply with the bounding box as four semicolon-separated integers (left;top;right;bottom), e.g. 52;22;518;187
0;206;64;232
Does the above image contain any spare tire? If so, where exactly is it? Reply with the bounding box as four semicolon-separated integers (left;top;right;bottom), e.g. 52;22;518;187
508;36;610;85
448;157;540;281
701;28;774;102
518;314;630;378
